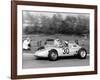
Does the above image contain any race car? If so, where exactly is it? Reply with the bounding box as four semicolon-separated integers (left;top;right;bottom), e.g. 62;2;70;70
34;39;87;61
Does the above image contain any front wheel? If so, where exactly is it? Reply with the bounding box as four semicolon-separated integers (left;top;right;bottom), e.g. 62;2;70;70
78;48;87;59
48;50;58;61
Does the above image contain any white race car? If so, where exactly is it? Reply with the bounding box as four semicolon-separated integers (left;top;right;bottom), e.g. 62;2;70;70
34;39;87;61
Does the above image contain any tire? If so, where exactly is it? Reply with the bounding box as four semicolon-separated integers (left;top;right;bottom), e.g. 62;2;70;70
48;49;58;61
77;48;87;59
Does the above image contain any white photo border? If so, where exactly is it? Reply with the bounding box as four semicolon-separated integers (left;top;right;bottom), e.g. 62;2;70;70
17;5;95;75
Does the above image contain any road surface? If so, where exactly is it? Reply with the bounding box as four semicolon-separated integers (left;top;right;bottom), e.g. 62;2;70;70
22;53;89;69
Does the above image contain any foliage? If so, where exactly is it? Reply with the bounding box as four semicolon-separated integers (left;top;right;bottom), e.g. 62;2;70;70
23;13;89;35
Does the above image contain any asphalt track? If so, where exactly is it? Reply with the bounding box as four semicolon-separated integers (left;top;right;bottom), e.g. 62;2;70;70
22;53;89;69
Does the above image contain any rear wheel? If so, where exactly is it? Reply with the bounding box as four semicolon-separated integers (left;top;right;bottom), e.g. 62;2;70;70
48;50;58;61
78;48;87;59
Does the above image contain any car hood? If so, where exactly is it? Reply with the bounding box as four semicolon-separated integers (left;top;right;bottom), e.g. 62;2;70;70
34;48;49;57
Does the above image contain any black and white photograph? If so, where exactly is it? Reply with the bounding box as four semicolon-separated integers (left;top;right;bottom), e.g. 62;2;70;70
11;1;97;79
22;11;90;69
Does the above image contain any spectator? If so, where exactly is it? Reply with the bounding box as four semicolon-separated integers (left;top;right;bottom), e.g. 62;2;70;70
23;37;31;50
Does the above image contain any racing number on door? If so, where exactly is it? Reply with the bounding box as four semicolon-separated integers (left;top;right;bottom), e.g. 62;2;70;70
63;47;69;54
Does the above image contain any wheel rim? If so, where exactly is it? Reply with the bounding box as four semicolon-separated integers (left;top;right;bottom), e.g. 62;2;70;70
80;50;86;58
51;52;57;60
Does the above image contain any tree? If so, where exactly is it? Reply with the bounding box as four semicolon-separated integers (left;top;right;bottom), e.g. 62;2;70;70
50;14;63;34
75;15;89;35
62;16;77;34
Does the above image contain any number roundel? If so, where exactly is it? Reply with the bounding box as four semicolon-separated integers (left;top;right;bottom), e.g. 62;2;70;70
63;48;69;54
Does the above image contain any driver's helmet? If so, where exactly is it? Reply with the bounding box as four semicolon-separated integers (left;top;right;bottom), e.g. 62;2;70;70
63;41;68;47
64;41;68;44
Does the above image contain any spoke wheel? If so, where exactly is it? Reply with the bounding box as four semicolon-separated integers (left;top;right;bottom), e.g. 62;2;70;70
80;51;86;58
78;48;87;59
48;50;58;61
